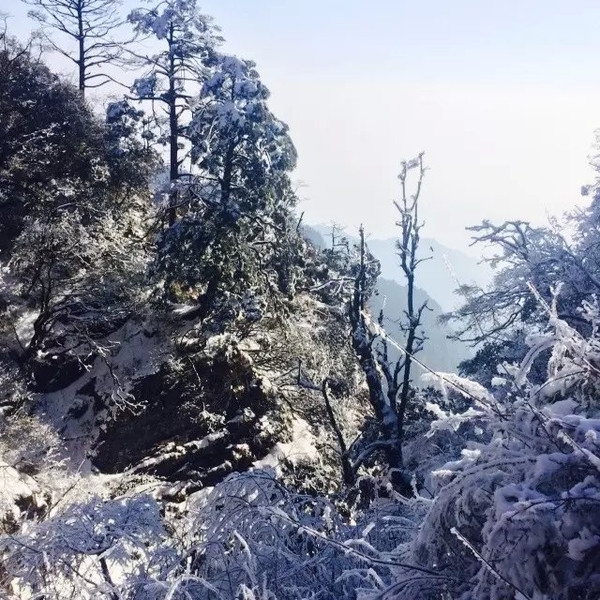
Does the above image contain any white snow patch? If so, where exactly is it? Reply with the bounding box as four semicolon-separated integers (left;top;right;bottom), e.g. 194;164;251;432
254;418;317;474
491;376;507;387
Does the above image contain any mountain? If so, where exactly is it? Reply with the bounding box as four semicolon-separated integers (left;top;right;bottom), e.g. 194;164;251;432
366;236;492;312
370;277;470;373
309;224;492;312
303;224;472;372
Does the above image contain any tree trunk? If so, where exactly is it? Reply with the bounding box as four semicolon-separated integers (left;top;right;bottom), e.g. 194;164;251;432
350;228;404;475
398;271;415;440
168;25;178;226
77;1;85;97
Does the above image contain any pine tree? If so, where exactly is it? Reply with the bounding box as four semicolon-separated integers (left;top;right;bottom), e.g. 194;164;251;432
22;0;125;97
154;52;298;309
128;0;222;225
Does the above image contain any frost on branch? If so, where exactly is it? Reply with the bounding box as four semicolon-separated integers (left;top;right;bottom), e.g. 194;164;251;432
1;494;175;598
403;301;600;600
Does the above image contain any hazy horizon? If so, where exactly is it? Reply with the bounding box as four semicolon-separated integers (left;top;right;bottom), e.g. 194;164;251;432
7;0;600;254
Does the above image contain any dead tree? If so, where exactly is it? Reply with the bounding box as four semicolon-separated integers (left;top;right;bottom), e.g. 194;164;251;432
348;155;429;494
23;0;125;97
393;153;429;441
292;158;429;494
349;227;405;481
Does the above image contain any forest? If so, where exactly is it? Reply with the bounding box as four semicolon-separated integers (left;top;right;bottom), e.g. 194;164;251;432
0;1;599;598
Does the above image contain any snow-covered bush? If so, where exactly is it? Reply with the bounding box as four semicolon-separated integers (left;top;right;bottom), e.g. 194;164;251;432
175;469;425;600
0;412;68;534
1;494;176;599
402;300;600;599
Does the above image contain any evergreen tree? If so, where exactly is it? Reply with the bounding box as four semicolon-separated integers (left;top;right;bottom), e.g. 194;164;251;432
0;35;155;392
0;34;104;253
155;52;299;311
128;0;222;225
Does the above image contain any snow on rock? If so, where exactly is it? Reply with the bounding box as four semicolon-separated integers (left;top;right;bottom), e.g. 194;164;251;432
254;418;317;473
0;460;46;532
38;318;167;464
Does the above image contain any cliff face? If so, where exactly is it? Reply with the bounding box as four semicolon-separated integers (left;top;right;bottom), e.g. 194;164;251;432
14;244;367;496
91;331;284;489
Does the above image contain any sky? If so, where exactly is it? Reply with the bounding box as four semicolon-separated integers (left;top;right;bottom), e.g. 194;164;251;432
6;0;600;253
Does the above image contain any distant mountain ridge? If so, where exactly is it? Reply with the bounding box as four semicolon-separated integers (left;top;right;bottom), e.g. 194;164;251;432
365;236;492;312
308;224;492;313
370;277;469;373
303;224;476;372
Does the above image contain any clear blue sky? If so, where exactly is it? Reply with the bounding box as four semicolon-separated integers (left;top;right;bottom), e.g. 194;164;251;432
6;0;600;251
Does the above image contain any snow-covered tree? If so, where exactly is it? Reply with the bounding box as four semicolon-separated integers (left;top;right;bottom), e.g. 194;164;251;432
128;0;222;225
1;494;175;598
0;36;155;402
154;52;299;308
0;34;156;252
446;157;600;384
189;54;297;216
399;296;600;599
4;203;150;385
0;36;100;252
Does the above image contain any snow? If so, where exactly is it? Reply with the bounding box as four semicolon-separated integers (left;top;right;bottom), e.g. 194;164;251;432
0;460;44;523
253;418;317;472
13;310;37;346
38;318;167;464
3;5;600;597
171;303;201;317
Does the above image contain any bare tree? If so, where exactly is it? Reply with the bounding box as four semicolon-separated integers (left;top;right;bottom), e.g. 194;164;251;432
393;153;429;440
343;155;429;494
348;226;405;479
22;0;125;97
